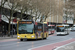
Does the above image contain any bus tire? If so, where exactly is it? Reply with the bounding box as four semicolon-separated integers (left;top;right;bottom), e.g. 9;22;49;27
63;34;66;36
57;34;59;36
20;39;23;41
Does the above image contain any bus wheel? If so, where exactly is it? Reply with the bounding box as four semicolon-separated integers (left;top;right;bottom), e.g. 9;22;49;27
20;39;23;41
57;34;59;36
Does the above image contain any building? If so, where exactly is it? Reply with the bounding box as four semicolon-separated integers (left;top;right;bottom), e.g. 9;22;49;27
46;0;64;24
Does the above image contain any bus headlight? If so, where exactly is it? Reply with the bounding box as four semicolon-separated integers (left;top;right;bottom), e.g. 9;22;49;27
31;35;34;38
17;36;20;38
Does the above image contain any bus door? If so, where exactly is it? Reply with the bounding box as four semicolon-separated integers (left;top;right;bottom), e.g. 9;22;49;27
64;26;70;35
37;24;43;38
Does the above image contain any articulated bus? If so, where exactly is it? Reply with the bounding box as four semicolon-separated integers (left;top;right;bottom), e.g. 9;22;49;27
17;20;48;41
56;25;70;36
48;25;55;35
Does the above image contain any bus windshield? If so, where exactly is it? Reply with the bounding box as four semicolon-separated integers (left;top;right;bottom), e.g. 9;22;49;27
18;24;34;34
57;27;64;32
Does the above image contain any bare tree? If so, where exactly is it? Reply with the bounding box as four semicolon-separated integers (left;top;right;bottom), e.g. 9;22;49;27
65;0;75;24
3;0;20;35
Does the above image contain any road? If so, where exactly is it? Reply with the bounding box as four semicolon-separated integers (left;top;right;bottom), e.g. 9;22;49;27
0;32;75;50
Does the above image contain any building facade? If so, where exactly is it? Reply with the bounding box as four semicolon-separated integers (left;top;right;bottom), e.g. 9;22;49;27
46;0;64;24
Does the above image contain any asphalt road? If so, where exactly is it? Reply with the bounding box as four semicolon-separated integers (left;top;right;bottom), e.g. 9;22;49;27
0;32;75;50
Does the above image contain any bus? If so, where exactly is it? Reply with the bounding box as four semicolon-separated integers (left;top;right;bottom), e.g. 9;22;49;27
56;24;70;36
48;25;55;35
17;20;48;41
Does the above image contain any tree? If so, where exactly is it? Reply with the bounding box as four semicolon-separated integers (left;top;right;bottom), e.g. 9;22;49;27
2;0;19;35
65;0;75;24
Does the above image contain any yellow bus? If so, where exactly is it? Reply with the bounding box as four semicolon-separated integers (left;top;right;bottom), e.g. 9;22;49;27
17;21;48;41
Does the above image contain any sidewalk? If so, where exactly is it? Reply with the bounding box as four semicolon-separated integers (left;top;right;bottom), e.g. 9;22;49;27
55;41;75;50
0;35;17;40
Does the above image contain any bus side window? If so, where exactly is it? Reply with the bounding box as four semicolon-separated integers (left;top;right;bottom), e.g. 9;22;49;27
37;25;42;31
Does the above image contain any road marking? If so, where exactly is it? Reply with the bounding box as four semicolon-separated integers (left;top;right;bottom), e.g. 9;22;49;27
17;42;20;43
28;38;73;50
32;42;34;48
54;41;75;50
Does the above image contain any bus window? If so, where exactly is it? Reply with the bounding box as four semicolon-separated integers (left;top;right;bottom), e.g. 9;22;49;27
19;24;34;34
57;27;64;32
